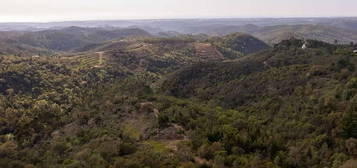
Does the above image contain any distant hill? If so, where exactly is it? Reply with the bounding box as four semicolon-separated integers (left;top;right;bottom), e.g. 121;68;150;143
2;19;357;46
0;31;51;56
8;27;151;51
0;40;52;56
182;24;357;45
253;24;357;44
1;17;357;32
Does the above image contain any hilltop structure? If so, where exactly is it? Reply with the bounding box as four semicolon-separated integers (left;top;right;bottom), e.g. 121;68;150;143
302;43;307;49
302;39;308;49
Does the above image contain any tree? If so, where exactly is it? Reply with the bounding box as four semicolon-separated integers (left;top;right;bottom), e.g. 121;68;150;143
342;103;357;139
334;39;339;45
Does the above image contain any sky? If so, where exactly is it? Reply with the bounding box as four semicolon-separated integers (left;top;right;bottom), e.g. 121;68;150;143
0;0;357;22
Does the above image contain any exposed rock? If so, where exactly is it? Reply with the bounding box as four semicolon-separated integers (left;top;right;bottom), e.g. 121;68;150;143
339;159;357;168
139;102;159;117
346;138;357;157
51;130;62;139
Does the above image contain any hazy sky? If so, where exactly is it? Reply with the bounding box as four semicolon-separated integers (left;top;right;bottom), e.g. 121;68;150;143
0;0;356;22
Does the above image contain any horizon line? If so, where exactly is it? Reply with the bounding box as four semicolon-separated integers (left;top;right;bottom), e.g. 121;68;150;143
1;16;357;24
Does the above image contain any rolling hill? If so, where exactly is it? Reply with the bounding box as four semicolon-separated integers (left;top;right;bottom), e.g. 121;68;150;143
182;24;357;45
253;24;357;44
63;33;269;79
0;40;53;56
7;27;152;52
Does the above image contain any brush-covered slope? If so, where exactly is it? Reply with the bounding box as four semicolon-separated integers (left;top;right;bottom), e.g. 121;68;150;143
45;34;266;89
105;37;225;73
162;39;356;109
0;40;53;56
209;33;270;55
0;30;52;56
70;34;267;77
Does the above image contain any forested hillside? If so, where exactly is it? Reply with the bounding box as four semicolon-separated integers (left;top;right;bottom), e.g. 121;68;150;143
162;39;357;167
0;32;356;168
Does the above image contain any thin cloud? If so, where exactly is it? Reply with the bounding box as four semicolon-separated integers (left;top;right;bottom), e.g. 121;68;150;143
0;0;356;22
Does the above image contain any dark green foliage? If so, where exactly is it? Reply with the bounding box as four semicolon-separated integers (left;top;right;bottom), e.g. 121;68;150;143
161;39;357;168
342;96;357;139
210;33;270;55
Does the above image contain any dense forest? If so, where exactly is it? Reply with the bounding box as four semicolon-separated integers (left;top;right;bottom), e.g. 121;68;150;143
0;28;356;168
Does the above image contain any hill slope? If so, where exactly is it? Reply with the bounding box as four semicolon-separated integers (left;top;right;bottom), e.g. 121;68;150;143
0;40;53;56
209;33;270;55
161;39;357;167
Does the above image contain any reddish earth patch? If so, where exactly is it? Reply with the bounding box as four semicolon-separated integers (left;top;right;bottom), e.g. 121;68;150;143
339;159;357;168
194;43;224;60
